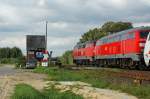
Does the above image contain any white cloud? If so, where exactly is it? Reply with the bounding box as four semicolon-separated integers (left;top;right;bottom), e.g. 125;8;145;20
141;0;150;5
47;36;79;56
110;0;127;8
0;36;26;54
0;37;24;47
0;3;21;23
37;0;47;7
133;22;150;27
49;22;68;29
47;36;78;47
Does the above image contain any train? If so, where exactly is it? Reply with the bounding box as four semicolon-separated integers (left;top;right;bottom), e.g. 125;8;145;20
72;26;150;70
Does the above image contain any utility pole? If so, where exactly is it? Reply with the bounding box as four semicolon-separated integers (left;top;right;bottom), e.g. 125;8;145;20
45;21;48;50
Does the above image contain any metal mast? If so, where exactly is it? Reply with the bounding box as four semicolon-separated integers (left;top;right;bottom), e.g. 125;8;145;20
45;21;48;50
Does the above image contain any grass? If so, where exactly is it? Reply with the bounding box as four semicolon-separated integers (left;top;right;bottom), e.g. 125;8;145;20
11;84;45;99
34;67;150;99
11;83;83;99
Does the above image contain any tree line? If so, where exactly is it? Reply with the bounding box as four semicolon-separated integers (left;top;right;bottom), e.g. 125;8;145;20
61;21;133;65
0;47;23;58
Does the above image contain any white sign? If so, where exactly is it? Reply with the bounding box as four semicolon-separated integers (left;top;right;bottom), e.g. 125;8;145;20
42;62;48;67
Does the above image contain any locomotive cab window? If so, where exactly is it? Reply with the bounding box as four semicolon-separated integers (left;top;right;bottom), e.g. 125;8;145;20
140;31;149;38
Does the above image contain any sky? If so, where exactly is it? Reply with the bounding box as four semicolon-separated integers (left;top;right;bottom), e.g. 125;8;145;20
0;0;150;56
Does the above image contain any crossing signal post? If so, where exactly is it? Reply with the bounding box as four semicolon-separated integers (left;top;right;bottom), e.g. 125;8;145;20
43;21;48;67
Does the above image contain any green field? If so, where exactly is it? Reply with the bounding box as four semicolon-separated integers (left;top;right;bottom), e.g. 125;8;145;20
33;67;150;99
12;83;83;99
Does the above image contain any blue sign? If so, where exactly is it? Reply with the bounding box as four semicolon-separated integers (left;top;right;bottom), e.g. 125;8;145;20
35;52;44;59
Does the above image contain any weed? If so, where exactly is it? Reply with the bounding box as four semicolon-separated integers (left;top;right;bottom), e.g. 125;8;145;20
11;83;83;99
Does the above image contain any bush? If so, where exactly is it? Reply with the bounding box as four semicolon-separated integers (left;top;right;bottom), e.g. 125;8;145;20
0;58;18;64
60;50;73;65
15;56;26;68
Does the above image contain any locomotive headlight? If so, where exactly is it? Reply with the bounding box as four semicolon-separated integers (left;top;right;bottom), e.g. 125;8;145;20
139;43;145;47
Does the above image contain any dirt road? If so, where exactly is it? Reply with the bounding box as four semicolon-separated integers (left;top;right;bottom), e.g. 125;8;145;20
0;65;138;99
0;65;16;76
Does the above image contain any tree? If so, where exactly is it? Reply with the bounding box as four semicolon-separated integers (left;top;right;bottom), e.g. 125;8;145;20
79;28;107;43
0;47;11;58
0;47;23;58
60;50;73;65
79;21;133;43
101;21;133;33
10;47;23;58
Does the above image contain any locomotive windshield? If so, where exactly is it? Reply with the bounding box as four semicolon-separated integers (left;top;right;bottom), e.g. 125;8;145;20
140;31;149;38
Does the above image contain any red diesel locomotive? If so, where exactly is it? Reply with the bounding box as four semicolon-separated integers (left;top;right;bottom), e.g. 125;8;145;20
73;41;95;65
73;27;150;69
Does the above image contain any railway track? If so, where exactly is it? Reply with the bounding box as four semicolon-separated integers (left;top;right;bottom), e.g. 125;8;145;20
110;70;150;84
62;65;150;84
